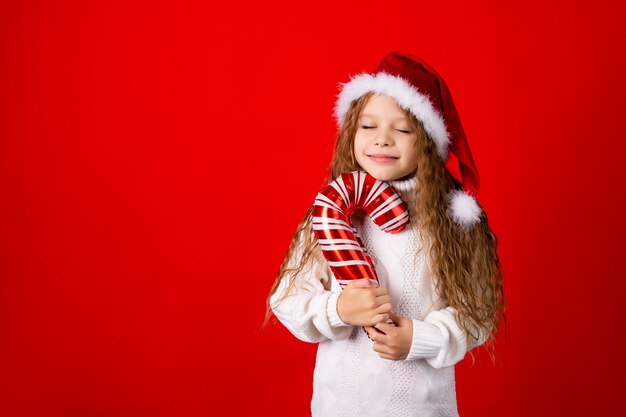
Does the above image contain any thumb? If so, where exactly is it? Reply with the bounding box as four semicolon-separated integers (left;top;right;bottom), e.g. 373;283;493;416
388;310;400;324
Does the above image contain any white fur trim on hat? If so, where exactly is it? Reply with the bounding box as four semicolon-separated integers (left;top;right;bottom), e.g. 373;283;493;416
334;71;450;160
447;189;482;229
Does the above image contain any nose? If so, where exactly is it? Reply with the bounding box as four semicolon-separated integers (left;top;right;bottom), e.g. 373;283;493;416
375;131;393;147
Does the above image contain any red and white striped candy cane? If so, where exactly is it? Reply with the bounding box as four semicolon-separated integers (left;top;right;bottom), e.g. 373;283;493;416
312;170;410;328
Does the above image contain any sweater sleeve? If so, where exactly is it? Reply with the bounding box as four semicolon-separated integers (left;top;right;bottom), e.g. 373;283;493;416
405;245;493;367
269;235;354;343
405;306;490;368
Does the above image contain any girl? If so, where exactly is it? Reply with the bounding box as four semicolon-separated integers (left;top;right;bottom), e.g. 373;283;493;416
263;52;505;417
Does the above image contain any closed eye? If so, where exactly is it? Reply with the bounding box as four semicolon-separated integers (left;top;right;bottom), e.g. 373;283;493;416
361;125;374;129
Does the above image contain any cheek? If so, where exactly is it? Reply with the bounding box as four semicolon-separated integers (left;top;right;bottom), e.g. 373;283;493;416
353;136;366;156
406;143;419;168
354;147;365;165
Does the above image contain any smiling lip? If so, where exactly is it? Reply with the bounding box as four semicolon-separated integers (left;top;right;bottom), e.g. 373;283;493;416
368;154;398;163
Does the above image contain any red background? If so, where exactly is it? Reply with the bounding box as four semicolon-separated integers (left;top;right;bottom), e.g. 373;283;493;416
2;1;625;416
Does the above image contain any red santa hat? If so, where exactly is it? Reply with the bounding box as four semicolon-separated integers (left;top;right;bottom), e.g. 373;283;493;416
334;51;482;229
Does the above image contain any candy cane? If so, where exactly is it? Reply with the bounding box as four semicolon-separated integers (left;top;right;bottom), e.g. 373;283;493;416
312;170;410;328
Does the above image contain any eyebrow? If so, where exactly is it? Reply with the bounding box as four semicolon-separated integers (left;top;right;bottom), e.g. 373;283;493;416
359;113;408;121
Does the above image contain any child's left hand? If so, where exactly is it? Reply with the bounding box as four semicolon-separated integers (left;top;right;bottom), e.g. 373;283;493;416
364;310;413;361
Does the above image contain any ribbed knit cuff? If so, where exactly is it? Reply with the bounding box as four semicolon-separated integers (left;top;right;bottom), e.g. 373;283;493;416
406;319;444;361
327;291;351;327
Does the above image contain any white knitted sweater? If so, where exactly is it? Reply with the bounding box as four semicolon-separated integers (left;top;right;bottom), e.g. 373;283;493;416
270;176;487;417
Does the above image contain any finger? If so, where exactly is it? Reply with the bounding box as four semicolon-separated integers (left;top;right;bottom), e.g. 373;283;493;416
374;302;392;314
378;353;395;360
375;294;392;306
370;314;390;327
387;310;400;324
372;342;390;354
372;287;389;296
371;325;389;341
374;322;394;334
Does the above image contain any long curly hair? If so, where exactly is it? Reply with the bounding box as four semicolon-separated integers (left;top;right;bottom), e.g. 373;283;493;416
262;92;506;365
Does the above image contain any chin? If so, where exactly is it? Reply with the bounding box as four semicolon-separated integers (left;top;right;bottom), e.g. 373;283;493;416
366;169;412;182
367;172;396;182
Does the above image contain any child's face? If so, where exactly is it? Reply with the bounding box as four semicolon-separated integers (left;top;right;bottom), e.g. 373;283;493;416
353;94;419;181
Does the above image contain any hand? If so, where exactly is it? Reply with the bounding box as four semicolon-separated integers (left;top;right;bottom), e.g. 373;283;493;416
365;311;413;360
337;278;392;327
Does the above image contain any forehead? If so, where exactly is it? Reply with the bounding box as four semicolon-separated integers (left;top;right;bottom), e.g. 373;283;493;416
359;94;408;119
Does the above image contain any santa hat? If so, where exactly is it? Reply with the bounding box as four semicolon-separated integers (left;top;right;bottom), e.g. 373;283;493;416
334;51;483;229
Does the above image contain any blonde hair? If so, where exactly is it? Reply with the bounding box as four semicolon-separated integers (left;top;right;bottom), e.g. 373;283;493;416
262;92;506;365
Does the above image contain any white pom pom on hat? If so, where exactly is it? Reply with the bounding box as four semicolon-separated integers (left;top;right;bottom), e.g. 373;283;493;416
447;189;482;230
334;51;483;229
